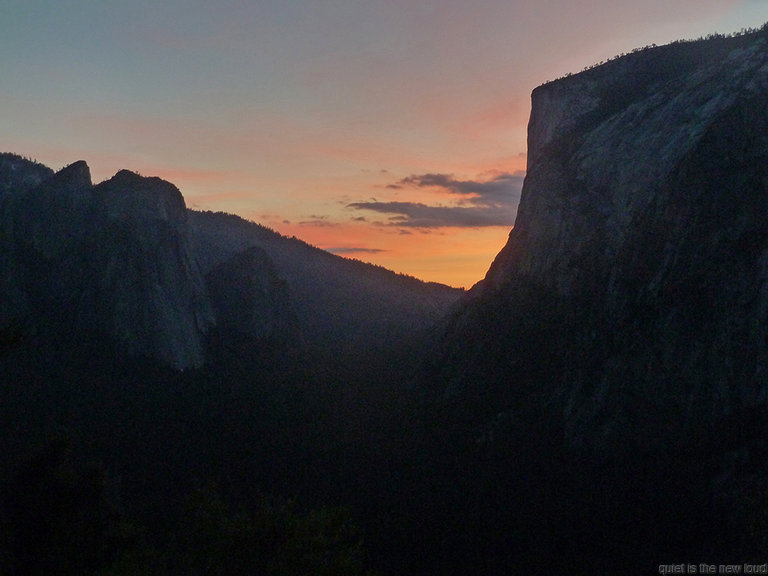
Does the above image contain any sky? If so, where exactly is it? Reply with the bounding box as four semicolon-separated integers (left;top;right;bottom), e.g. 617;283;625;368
2;1;768;288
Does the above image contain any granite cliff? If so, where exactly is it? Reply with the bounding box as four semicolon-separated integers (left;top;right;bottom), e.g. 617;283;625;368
430;28;768;450
409;28;768;573
0;159;215;369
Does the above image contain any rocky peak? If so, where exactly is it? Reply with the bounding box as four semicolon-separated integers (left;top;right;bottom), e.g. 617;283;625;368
0;160;94;262
79;170;212;369
94;170;187;226
52;160;92;192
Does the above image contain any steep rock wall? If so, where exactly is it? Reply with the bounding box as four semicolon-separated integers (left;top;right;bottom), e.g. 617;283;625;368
0;164;215;369
433;30;768;450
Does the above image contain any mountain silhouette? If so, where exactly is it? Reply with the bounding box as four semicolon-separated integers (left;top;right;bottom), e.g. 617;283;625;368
0;156;461;369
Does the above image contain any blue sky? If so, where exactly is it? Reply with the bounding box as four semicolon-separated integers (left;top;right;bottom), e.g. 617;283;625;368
2;1;767;287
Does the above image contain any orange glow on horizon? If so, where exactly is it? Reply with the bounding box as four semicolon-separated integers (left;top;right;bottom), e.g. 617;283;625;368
269;218;512;289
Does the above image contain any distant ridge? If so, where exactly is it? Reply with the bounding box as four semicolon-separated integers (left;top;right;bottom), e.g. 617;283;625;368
187;209;462;353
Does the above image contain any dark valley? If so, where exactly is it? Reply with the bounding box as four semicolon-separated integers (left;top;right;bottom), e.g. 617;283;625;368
3;24;768;575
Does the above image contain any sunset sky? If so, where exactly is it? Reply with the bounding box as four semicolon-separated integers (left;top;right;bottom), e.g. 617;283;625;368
3;1;768;287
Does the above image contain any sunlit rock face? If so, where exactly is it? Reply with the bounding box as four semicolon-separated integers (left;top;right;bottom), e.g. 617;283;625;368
432;30;768;450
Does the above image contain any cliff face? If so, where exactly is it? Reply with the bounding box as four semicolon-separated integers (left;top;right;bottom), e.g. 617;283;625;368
433;30;768;450
487;32;768;296
0;164;215;369
0;161;94;336
80;170;215;369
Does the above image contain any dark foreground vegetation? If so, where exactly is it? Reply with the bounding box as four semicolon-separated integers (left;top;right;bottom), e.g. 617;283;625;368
2;330;768;576
0;335;394;575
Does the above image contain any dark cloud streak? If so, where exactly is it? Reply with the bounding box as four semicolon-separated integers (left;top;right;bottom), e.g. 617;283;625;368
328;247;386;255
397;172;524;207
346;201;514;228
299;219;340;227
349;171;524;228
